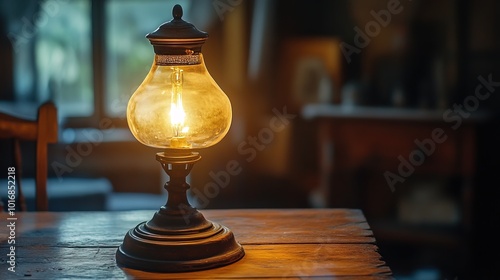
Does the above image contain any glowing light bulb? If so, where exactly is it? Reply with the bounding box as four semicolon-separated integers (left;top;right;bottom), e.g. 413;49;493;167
169;67;185;136
169;67;190;148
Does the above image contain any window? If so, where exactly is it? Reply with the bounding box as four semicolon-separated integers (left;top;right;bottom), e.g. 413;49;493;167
1;0;92;118
1;0;193;127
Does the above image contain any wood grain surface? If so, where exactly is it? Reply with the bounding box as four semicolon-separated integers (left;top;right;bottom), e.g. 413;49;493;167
0;208;393;279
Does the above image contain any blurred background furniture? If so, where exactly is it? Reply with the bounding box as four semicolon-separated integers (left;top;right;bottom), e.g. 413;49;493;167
0;101;57;211
302;103;490;278
0;102;113;211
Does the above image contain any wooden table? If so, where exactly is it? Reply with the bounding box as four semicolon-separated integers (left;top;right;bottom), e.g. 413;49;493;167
0;209;392;279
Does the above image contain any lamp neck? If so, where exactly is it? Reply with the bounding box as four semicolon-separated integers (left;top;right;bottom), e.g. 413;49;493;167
155;150;201;211
144;151;209;232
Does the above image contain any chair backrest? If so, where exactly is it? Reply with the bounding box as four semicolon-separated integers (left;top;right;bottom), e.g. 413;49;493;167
0;101;58;211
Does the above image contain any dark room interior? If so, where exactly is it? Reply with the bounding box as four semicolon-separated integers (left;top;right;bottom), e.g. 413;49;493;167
1;0;499;279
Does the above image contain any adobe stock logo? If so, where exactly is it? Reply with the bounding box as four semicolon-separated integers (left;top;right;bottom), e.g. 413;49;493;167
187;106;296;209
213;0;242;21
51;119;115;180
7;0;67;52
384;74;499;192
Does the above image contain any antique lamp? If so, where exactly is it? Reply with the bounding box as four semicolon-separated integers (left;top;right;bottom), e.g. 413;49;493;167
116;4;244;272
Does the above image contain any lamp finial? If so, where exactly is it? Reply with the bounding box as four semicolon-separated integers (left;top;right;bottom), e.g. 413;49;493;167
172;4;183;20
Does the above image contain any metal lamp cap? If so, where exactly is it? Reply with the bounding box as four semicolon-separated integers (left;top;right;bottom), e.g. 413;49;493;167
146;4;208;55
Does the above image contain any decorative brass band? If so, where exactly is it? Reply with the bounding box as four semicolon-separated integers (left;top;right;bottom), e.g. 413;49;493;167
155;54;201;65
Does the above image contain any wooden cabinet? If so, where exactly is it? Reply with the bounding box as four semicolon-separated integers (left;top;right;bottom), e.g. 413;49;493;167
302;104;489;277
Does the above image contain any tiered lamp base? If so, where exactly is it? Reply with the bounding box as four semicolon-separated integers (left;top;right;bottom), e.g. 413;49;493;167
116;151;244;272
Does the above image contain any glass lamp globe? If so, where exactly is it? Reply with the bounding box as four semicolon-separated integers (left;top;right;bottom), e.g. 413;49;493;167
127;55;232;150
127;5;231;150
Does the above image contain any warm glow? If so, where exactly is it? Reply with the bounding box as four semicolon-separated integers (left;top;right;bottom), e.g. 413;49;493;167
169;102;186;136
169;67;186;137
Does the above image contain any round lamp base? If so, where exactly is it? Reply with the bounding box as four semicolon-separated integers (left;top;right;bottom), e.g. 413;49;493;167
116;219;244;272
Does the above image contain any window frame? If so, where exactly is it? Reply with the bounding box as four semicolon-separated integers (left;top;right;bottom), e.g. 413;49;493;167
63;0;127;129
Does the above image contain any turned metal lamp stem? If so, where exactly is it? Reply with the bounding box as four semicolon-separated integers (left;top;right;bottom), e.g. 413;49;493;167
158;151;198;211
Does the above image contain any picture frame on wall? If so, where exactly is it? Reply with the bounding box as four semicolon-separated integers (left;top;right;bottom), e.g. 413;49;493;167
277;37;343;113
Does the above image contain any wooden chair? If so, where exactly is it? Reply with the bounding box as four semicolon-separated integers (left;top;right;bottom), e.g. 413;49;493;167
0;101;58;211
